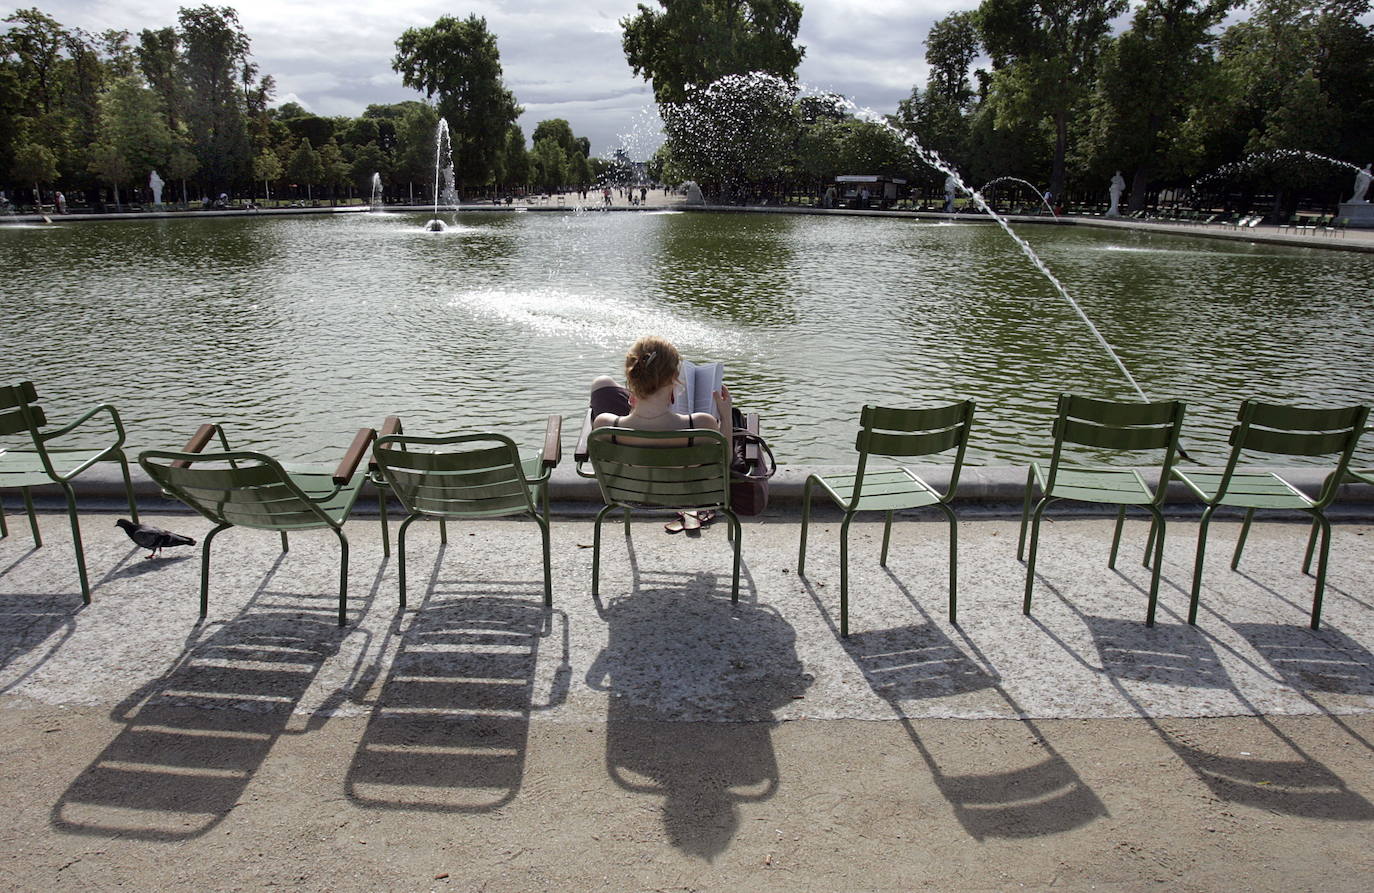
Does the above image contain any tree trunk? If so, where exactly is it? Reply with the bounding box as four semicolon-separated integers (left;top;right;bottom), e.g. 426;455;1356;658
113;183;121;211
1128;167;1149;214
1049;110;1068;202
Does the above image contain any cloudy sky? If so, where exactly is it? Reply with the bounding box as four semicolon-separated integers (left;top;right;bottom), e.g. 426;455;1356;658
17;0;969;156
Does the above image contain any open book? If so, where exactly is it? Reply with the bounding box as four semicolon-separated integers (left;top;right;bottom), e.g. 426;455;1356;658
671;360;724;416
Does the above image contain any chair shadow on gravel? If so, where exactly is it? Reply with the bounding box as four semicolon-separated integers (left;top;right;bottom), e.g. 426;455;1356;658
50;549;383;841
1231;622;1374;697
344;554;569;812
586;554;809;860
1078;614;1374;820
802;570;1108;841
0;593;78;696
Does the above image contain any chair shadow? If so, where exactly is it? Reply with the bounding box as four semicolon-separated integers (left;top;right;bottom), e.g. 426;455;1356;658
836;615;1108;840
344;568;568;813
0;593;79;695
586;584;809;860
50;549;379;841
1071;614;1374;820
1230;623;1374;697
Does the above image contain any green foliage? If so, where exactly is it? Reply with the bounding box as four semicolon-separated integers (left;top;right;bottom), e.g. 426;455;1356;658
349;141;387;192
501;125;528;188
622;0;805;104
531;136;567;191
317;138;348;200
532;119;576;156
286;136;322;196
178;5;255;189
99;74;173;178
11;140;56;187
659;72;799;190
392;14;521;188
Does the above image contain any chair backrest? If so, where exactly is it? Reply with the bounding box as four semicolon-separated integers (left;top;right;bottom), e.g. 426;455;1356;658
0;381;45;443
372;433;538;519
587;427;730;510
140;449;337;530
1044;394;1187;502
852;401;975;500
1216;400;1370;507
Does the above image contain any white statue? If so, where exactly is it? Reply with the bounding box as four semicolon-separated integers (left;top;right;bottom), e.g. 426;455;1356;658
149;170;164;208
1107;171;1125;217
944;174;957;212
1350;164;1372;204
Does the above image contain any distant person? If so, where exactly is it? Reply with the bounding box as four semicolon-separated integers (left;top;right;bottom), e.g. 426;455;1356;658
640;186;647;203
55;191;66;214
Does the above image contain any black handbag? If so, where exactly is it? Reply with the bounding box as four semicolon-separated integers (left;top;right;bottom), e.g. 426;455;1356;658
729;412;776;515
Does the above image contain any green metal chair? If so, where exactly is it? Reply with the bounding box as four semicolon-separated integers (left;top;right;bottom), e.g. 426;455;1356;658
798;401;975;637
0;381;140;602
1172;400;1369;630
370;415;561;608
586;426;740;601
139;422;375;626
1019;394;1187;626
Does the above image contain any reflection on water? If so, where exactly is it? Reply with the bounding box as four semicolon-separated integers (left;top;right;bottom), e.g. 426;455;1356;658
3;211;1372;464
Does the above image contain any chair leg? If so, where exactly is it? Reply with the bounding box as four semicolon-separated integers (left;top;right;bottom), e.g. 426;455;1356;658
879;511;894;566
116;450;140;524
1310;513;1333;630
1143;513;1159;569
1231;508;1255;570
1017;466;1036;560
937;502;958;624
378;486;391;559
839;512;854;638
440;517;448;545
1022;498;1051;616
798;477;815;576
536;513;552;607
1108;506;1126;569
1188;505;1217;625
59;483;90;604
622;507;631;537
396;514;420;609
200;523;230;618
1302;516;1319;575
1145;507;1166;626
334;527;350;627
21;486;40;545
592;504;614;598
0;494;7;538
726;509;742;603
280;531;289;552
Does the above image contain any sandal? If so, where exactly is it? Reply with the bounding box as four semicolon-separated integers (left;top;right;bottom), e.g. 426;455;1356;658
664;512;688;534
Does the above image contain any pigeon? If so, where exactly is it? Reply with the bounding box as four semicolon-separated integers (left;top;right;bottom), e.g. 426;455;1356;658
115;519;196;559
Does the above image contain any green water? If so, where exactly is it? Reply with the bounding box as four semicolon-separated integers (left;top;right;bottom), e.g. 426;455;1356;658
3;210;1372;465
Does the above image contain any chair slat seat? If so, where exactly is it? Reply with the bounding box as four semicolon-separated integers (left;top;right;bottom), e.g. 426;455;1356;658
1032;464;1155;506
0;447;117;486
1172;469;1312;510
811;467;942;512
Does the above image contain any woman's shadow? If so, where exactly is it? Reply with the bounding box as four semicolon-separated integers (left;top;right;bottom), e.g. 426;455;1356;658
586;555;811;860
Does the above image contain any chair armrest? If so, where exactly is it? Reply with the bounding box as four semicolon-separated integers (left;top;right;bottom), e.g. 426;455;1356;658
369;416;403;470
542;414;563;468
335;427;377;485
40;402;126;446
574;408;594;463
743;412;760;466
171;423;218;469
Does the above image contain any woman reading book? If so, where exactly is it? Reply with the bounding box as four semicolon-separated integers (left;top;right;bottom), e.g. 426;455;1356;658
590;335;730;435
589;335;732;532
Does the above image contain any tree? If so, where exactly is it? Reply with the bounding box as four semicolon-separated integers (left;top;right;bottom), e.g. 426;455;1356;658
659;72;799;194
317;137;348;203
530;136;567;191
10;140;56;207
393;101;439;202
897;11;982;170
622;0;805;104
87;141;129;207
178;5;255;191
1085;1;1232;212
977;0;1127;199
568;150;591;190
252;145;280;201
532;118;577;156
286;136;322;201
136;26;184;130
392;15;521;189
100;75;173;181
349;140;388;196
501;124;528;190
165;142;199;206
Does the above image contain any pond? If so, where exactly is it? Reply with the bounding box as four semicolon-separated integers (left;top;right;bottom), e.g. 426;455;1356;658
3;209;1372;466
